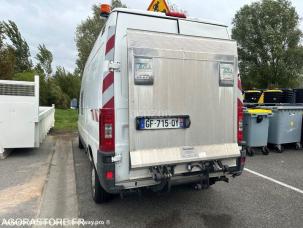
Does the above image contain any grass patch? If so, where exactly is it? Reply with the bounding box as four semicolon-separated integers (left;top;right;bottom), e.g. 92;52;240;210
54;109;78;132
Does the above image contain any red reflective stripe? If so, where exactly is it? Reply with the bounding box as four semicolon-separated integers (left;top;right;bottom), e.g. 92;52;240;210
105;35;115;55
102;71;114;93
103;97;114;109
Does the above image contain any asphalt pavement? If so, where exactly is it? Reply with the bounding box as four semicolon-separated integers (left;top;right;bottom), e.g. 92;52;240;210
36;134;78;220
73;140;303;228
1;135;303;228
0;135;56;220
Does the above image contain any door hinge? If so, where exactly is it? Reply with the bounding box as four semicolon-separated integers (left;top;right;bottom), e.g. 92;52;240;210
109;61;121;72
112;154;122;162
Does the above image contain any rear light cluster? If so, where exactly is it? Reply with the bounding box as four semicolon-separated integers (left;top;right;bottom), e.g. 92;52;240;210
99;108;115;152
105;171;114;180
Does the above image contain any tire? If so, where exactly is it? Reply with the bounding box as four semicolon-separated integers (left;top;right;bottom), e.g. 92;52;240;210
78;136;84;149
262;146;269;155
246;147;254;157
91;164;111;203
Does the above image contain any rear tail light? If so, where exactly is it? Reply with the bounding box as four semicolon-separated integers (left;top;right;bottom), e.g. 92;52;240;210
99;108;115;152
237;77;243;144
105;171;114;180
104;124;113;139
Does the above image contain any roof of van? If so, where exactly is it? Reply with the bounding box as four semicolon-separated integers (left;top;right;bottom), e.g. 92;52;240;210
112;8;228;27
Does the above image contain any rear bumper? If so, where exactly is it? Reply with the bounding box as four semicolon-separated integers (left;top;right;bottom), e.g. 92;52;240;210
97;148;245;194
117;169;240;190
130;143;241;169
96;151;122;194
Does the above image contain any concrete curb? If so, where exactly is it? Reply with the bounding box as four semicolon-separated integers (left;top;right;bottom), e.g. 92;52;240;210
33;135;79;227
34;137;57;220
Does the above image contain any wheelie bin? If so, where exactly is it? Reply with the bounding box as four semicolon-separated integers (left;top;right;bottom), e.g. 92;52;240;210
264;106;303;152
263;90;283;104
244;90;262;103
243;109;272;156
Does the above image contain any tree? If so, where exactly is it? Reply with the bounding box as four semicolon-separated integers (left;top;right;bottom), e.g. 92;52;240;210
111;0;127;9
0;21;4;48
0;47;15;80
54;66;81;101
3;20;32;72
75;1;126;74
167;1;188;15
75;5;105;74
36;44;53;77
0;22;15;80
47;78;70;109
232;0;303;89
13;71;35;81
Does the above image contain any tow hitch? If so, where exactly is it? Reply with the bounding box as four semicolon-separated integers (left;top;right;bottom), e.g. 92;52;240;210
150;166;175;182
150;166;175;192
192;162;211;190
187;161;229;190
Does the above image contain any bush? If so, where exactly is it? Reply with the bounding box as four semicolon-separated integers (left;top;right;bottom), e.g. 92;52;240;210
47;79;70;109
13;71;35;81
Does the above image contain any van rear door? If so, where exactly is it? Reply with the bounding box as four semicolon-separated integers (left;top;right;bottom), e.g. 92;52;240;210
127;29;240;168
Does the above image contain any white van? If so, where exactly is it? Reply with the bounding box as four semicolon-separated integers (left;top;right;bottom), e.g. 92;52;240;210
78;8;245;203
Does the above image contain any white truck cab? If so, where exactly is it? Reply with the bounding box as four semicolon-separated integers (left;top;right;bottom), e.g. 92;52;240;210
78;8;245;203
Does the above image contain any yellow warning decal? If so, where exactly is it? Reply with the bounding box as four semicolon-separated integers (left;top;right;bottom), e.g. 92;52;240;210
247;109;272;114
147;0;170;13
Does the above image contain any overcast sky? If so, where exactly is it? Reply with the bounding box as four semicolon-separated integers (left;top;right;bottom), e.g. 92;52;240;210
0;0;302;72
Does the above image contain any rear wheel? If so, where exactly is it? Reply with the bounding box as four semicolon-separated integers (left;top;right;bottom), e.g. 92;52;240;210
78;136;84;149
91;165;111;203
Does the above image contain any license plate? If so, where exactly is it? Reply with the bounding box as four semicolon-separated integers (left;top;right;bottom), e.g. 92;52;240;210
136;116;190;130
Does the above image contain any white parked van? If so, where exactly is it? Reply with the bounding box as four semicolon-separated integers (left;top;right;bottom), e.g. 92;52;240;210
78;8;245;203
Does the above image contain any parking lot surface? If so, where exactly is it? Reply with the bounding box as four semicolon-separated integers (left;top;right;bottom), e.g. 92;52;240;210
1;135;303;228
0;136;55;220
73;139;303;228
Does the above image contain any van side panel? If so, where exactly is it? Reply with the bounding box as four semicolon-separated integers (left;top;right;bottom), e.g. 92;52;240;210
78;13;117;168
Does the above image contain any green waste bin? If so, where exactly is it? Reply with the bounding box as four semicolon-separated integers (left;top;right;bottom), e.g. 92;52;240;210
243;109;272;156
